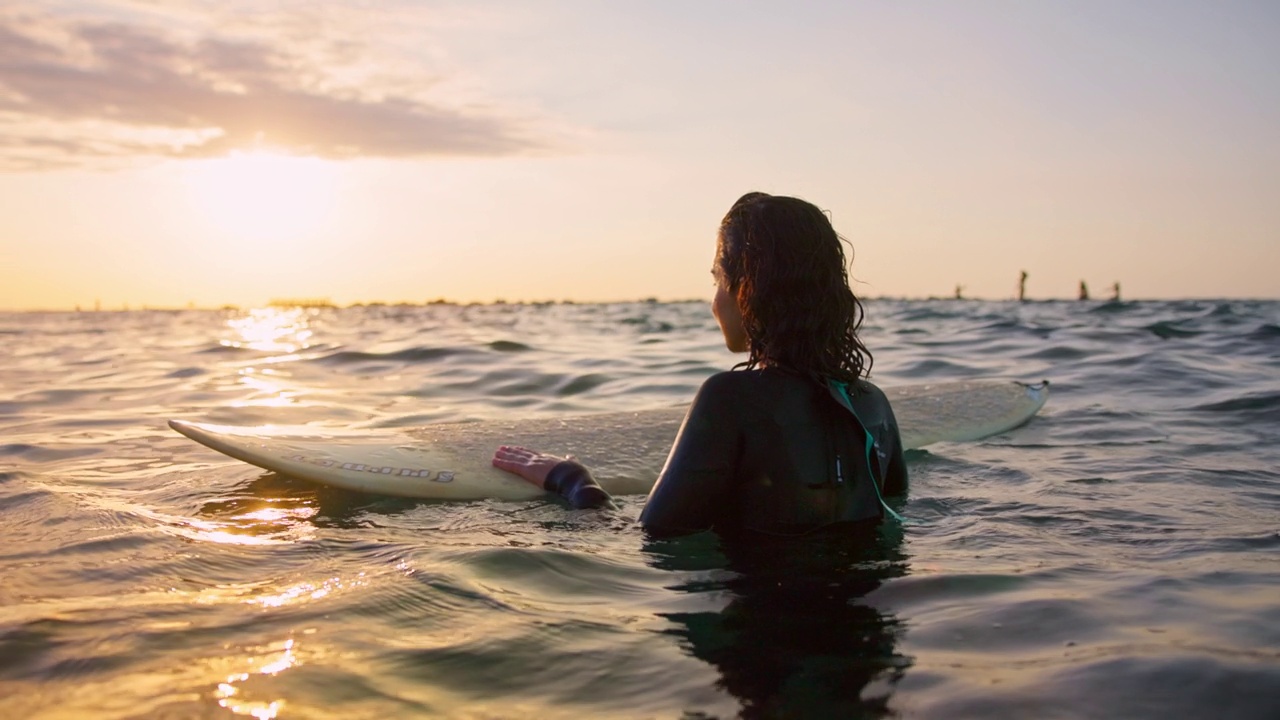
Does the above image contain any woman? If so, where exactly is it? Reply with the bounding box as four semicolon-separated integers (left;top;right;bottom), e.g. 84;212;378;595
492;192;907;536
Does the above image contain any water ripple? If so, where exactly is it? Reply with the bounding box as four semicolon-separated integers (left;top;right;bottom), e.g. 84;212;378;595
1;300;1278;718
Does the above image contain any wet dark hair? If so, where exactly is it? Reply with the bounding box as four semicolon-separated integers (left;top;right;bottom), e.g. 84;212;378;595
715;192;873;382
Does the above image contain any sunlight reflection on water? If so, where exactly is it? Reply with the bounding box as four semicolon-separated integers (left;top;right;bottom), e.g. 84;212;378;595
250;574;368;609
214;638;297;719
1;300;1277;718
223;308;315;353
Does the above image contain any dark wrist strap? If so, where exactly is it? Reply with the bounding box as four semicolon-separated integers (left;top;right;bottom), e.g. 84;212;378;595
545;460;615;510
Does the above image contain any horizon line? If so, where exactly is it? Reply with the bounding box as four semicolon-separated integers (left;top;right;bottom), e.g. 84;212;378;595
3;295;1276;313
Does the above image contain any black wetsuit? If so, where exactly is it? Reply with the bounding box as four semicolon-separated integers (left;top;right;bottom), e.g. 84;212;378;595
545;368;907;536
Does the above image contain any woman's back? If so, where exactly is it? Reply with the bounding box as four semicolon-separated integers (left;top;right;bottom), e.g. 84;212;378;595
640;368;906;536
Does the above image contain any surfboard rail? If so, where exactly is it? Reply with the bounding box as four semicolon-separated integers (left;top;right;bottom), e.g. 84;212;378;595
170;379;1049;499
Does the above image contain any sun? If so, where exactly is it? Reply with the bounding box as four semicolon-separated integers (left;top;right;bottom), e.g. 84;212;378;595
183;152;341;244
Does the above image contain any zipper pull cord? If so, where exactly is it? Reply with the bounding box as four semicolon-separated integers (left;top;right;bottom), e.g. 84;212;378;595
828;379;907;524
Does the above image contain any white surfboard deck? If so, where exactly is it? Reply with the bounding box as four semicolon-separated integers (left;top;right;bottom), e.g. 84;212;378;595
170;379;1048;500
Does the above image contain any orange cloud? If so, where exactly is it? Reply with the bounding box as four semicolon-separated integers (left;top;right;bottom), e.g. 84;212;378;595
0;12;544;170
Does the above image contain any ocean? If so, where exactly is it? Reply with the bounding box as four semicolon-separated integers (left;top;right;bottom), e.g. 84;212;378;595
1;299;1277;719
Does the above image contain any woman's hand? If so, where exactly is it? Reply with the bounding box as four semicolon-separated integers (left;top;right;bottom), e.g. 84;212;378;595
492;445;572;488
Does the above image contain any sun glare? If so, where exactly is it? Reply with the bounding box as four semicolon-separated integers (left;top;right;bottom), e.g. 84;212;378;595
184;152;341;244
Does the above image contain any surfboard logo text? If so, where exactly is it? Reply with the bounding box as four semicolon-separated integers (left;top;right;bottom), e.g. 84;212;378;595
289;455;455;482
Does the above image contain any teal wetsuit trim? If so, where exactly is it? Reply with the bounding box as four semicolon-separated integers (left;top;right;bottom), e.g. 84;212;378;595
829;380;906;524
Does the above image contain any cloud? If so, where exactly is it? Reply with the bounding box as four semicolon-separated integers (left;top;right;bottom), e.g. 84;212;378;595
0;9;546;171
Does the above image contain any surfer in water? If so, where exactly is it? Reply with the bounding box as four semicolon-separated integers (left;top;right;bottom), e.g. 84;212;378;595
492;192;907;536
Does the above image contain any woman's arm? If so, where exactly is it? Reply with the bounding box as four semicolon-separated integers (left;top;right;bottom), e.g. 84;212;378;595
880;399;909;496
882;438;908;496
639;372;742;535
492;372;742;526
492;446;616;509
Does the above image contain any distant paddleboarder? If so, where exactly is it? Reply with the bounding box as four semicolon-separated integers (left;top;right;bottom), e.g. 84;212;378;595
1078;281;1089;301
1018;271;1028;302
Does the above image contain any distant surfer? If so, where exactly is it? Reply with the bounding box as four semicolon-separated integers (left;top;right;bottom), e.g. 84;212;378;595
1078;280;1089;301
493;193;907;536
1018;270;1028;302
1111;282;1121;301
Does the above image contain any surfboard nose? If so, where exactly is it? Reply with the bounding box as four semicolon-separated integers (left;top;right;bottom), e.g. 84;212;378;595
168;419;206;443
169;419;198;436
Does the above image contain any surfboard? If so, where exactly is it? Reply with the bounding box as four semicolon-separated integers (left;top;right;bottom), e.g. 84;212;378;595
170;379;1048;501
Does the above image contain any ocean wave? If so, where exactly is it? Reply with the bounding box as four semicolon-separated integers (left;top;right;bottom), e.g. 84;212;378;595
315;346;477;365
2;299;1279;718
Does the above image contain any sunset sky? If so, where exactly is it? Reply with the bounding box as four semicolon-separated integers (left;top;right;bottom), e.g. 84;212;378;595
1;1;1277;310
